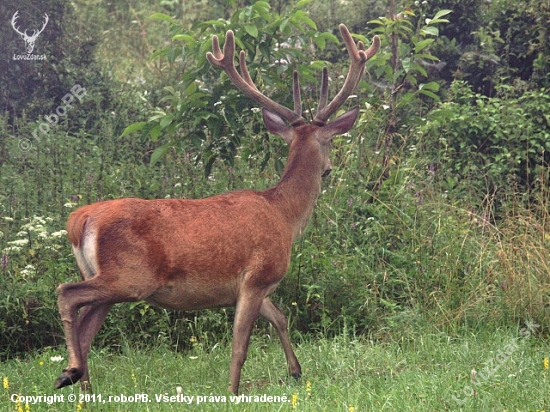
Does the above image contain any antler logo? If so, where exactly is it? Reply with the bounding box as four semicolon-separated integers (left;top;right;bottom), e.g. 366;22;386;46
11;10;49;54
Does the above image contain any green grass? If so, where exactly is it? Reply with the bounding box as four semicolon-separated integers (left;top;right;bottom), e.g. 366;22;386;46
1;328;549;411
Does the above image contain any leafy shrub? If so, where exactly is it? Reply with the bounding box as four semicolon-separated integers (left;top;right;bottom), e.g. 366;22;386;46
125;0;352;176
416;81;550;203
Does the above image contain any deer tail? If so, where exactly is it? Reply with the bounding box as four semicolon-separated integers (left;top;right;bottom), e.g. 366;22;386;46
66;208;90;248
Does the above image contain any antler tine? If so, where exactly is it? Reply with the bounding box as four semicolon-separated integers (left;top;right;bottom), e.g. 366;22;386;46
313;24;380;126
293;71;302;117
207;30;305;126
317;67;329;112
239;51;259;91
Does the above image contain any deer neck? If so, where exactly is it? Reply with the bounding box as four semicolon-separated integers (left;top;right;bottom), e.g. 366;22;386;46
264;136;325;242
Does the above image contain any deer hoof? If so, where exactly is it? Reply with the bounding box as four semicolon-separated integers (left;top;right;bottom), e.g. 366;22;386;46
54;368;82;389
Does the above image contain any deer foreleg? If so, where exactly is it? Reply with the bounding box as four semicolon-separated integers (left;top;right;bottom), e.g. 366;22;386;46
259;297;301;379
228;292;264;394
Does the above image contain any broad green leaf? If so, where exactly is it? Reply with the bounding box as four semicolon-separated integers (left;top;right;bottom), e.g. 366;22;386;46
150;143;171;166
199;38;214;58
244;24;258;38
163;86;175;95
149;48;167;61
160;116;173;129
319;32;339;44
172;34;195;43
149;124;162;142
421;26;439;36
368;19;386;26
309;60;326;70
429;18;450;25
295;0;314;9
293;11;317;30
166;47;180;63
420;82;440;92
415;39;434;53
185;81;197;95
121;122;146;137
280;18;289;33
313;36;326;50
252;2;271;21
253;1;271;12
402;57;411;72
397;92;416;107
419;89;441;101
427;108;454;121
411;62;428;77
415;53;440;61
433;9;452;20
149;13;173;23
405;73;418;86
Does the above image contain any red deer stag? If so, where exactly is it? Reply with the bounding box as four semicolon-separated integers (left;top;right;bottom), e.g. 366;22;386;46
54;24;379;394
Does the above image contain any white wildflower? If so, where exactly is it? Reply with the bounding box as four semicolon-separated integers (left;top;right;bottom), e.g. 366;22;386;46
8;239;29;246
50;230;67;238
2;246;22;254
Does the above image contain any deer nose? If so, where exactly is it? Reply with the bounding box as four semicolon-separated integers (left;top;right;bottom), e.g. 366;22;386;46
322;168;332;178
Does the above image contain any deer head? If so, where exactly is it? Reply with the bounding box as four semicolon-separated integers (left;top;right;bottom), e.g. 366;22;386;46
207;26;379;192
12;11;49;54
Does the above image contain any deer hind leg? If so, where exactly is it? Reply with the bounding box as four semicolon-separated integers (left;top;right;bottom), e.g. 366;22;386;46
74;303;113;391
259;298;301;379
55;277;116;389
228;291;265;395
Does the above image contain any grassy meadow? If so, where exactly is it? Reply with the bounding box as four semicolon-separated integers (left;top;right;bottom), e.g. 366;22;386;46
0;328;550;412
2;328;549;411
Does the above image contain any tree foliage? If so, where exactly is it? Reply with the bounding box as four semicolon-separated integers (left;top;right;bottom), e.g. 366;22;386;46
124;0;354;176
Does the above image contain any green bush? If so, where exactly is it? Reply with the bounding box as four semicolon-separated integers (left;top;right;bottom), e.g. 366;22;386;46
416;81;550;202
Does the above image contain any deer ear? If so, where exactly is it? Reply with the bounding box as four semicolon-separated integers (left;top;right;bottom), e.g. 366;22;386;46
262;108;294;145
317;106;360;143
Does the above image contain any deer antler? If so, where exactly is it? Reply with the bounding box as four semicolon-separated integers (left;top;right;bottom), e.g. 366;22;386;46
11;11;49;39
11;11;25;37
207;30;306;127
314;24;380;126
35;13;49;38
207;25;379;127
